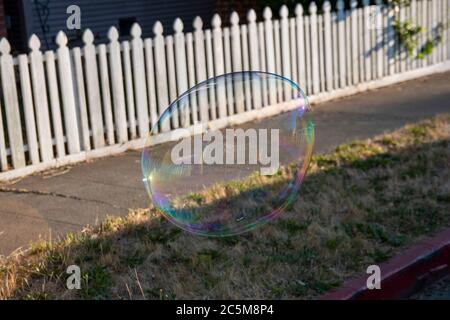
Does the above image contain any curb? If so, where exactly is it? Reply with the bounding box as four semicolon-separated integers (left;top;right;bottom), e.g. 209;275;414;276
321;228;450;300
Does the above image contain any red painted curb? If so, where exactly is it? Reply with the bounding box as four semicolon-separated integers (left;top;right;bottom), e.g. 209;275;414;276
321;228;450;300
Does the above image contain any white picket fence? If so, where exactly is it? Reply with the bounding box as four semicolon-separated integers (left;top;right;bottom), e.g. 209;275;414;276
0;0;449;181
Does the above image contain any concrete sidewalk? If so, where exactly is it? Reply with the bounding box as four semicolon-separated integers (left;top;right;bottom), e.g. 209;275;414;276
1;71;450;256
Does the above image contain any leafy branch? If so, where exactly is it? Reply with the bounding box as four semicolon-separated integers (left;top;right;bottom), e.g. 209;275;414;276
388;0;445;59
392;20;423;57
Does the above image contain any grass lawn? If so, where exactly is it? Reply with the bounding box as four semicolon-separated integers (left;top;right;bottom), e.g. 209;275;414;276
1;114;449;300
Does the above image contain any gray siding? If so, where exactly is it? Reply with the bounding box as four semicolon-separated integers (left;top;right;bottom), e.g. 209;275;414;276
26;0;216;50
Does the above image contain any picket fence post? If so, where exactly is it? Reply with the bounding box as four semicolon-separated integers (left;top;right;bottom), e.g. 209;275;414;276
336;0;346;88
279;5;291;100
83;29;105;148
108;27;128;142
230;12;245;114
153;22;170;132
212;14;227;118
193;17;209;122
264;7;277;105
18;53;39;165
173;19;190;127
185;32;198;124
248;9;262;109
131;24;150;138
56;32;80;154
295;5;306;90
0;38;26;168
323;1;333;92
45;51;66;158
72;45;91;151
98;43;115;145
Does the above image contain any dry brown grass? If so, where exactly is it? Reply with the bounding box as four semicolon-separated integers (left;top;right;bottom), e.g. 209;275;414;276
1;114;449;300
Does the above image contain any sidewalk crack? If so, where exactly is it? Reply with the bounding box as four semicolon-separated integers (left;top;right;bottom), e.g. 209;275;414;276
0;187;124;210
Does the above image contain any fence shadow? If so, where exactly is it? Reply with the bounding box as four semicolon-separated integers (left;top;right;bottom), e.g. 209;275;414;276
5;131;450;299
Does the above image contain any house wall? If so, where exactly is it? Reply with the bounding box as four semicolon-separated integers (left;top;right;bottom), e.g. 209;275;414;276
25;0;216;51
3;0;30;53
0;0;6;38
215;0;259;26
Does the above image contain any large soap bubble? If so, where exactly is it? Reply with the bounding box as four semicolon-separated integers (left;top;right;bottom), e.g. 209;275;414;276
142;72;314;236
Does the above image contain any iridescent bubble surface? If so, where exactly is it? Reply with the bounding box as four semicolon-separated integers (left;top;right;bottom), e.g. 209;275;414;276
142;72;314;236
